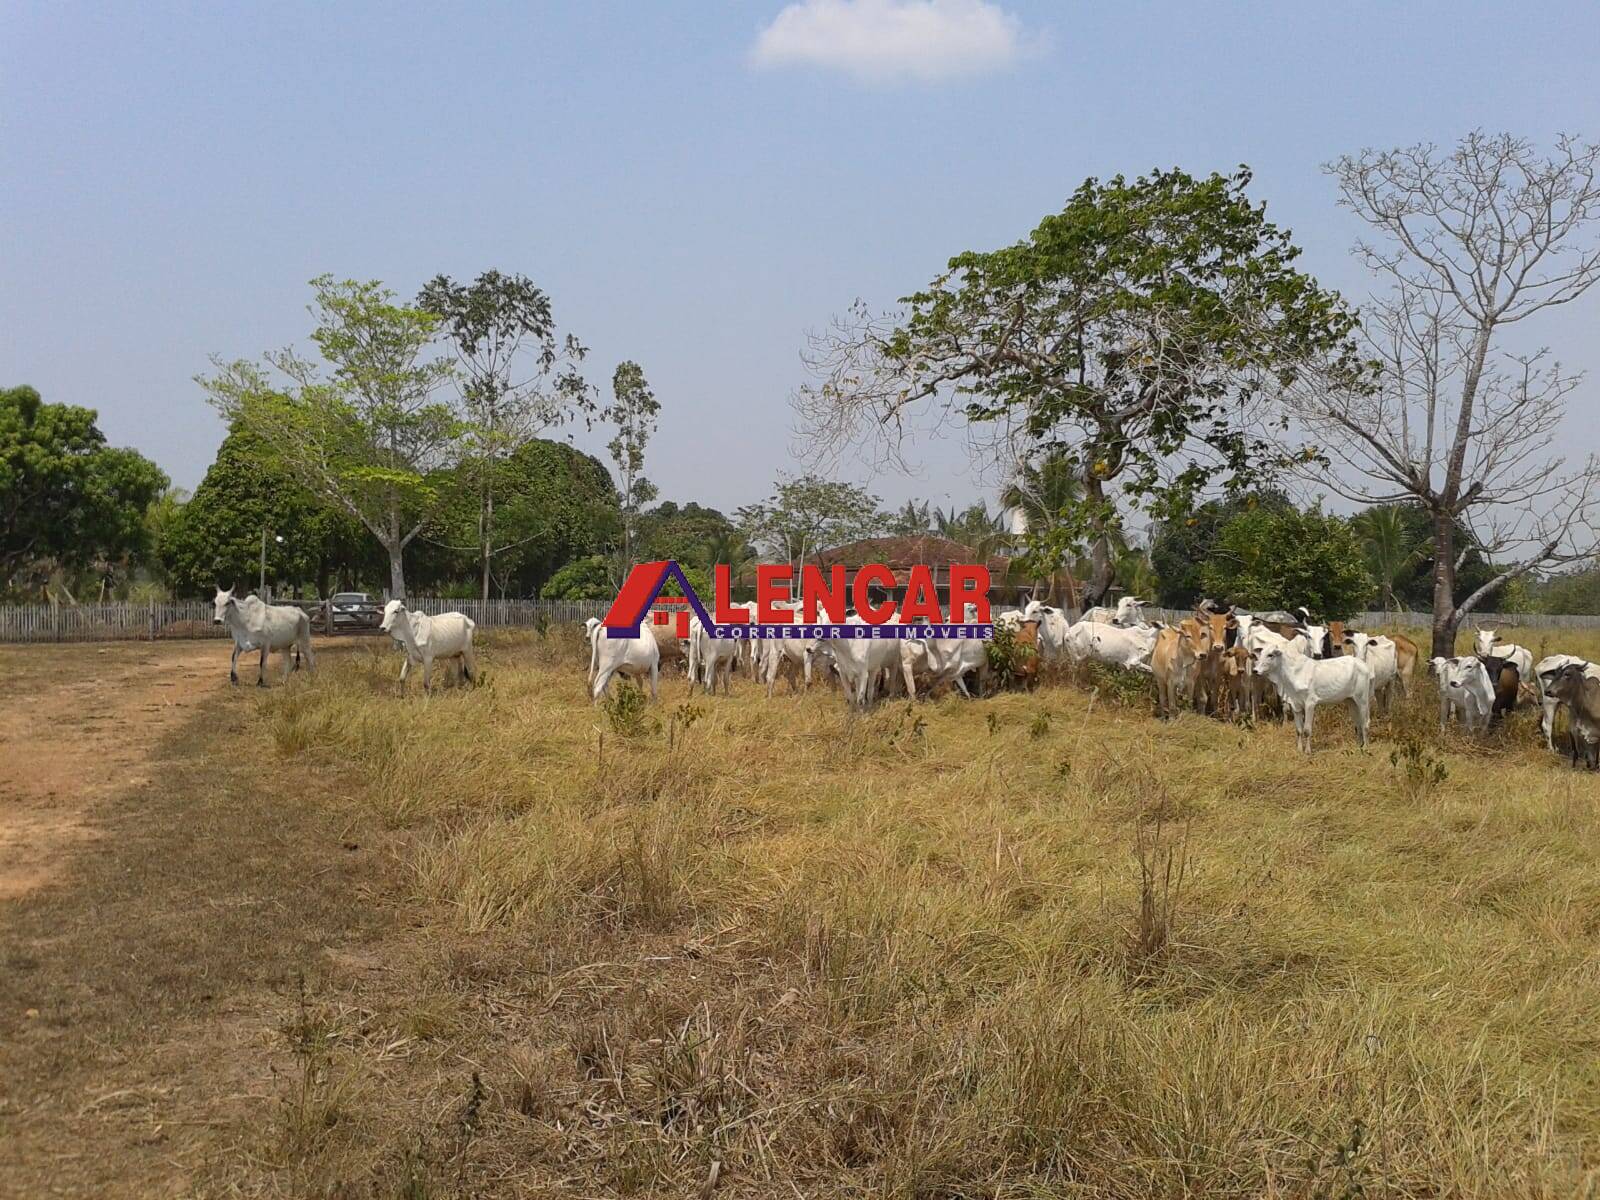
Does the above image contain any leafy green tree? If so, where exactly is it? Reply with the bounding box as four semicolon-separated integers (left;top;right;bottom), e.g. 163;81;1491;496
1350;505;1424;612
159;424;378;597
417;270;593;603
419;437;618;596
801;167;1355;606
602;361;660;564
1200;506;1374;619
1148;491;1291;608
1;385;169;594
887;499;932;536
200;276;458;598
636;501;737;564
542;554;613;601
735;475;884;572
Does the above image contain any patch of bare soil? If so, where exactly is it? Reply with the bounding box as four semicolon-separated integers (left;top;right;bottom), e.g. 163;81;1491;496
0;640;405;1198
0;642;223;900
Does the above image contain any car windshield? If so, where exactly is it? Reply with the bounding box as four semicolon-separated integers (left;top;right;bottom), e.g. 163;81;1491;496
333;594;368;603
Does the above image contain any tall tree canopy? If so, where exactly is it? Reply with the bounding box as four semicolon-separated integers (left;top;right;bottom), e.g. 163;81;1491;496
417;437;618;597
1199;505;1374;619
735;475;884;572
1;385;168;594
602;361;660;564
1147;491;1291;608
1288;132;1600;654
417;270;593;603
200;276;457;598
159;424;379;598
799;167;1356;605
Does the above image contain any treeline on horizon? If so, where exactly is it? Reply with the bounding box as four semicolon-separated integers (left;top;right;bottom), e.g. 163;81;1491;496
5;377;1597;616
6;133;1600;627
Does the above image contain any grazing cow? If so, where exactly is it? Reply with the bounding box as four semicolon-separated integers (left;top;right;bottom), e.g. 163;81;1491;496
758;634;817;697
1344;631;1403;712
809;628;902;709
591;629;660;703
381;601;477;691
1533;655;1600;750
1473;629;1534;682
902;632;993;698
646;622;687;675
213;587;315;687
689;618;739;695
1251;645;1373;753
1062;618;1160;673
1430;656;1495;732
1544;663;1600;769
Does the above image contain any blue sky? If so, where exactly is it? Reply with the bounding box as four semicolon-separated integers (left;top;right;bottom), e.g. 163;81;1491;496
6;1;1599;518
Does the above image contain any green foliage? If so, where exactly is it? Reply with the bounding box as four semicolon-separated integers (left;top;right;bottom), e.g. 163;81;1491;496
636;501;736;564
159;424;378;597
601;680;655;738
542;555;613;601
1148;492;1291;607
841;168;1355;589
1200;505;1374;618
417;269;595;599
1526;566;1600;615
603;361;660;561
1347;503;1504;611
418;437;618;595
199;276;459;596
736;475;883;568
1;385;169;592
886;499;932;536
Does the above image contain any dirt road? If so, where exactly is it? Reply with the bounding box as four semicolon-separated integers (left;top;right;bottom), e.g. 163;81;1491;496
0;639;399;1198
0;641;225;900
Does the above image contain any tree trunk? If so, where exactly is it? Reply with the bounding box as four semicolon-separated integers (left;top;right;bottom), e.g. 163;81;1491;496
1429;509;1456;658
481;466;494;606
1081;476;1116;607
386;514;407;600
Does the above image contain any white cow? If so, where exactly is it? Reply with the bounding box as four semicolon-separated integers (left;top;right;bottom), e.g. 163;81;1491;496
900;635;990;699
1430;655;1495;732
213;587;315;687
1231;613;1315;719
1534;654;1600;750
758;636;816;697
809;627;902;709
1021;601;1074;659
1473;629;1534;682
689;615;740;694
1080;596;1147;627
1251;645;1373;753
1061;618;1160;673
585;617;603;684
1345;631;1403;711
591;629;660;703
381;600;477;691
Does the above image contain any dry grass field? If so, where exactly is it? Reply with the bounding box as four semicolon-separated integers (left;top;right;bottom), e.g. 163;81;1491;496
4;626;1600;1198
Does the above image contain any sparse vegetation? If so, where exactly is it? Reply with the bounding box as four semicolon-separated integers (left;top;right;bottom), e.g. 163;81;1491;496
7;628;1600;1196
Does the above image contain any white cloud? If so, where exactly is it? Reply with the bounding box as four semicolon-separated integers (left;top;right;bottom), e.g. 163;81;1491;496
751;0;1030;84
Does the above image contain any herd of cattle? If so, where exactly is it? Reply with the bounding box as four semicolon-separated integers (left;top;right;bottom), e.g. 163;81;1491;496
586;595;1600;765
205;584;1600;765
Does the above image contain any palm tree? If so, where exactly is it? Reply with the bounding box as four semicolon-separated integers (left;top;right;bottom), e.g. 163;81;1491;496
887;499;932;537
699;529;757;593
1352;506;1422;612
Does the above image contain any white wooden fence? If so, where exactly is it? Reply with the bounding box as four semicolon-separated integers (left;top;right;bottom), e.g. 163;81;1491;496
0;598;613;644
4;598;1600;645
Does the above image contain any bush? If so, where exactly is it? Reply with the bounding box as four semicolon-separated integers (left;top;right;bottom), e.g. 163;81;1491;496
1200;504;1373;618
543;556;613;601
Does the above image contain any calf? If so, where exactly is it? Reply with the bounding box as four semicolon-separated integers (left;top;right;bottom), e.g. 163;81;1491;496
1483;654;1521;720
1544;663;1600;769
1250;645;1373;753
1151;620;1211;719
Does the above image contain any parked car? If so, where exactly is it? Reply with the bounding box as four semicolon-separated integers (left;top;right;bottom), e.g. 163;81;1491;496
329;592;382;629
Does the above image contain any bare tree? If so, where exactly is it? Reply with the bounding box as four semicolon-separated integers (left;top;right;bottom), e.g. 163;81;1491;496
1290;132;1600;654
